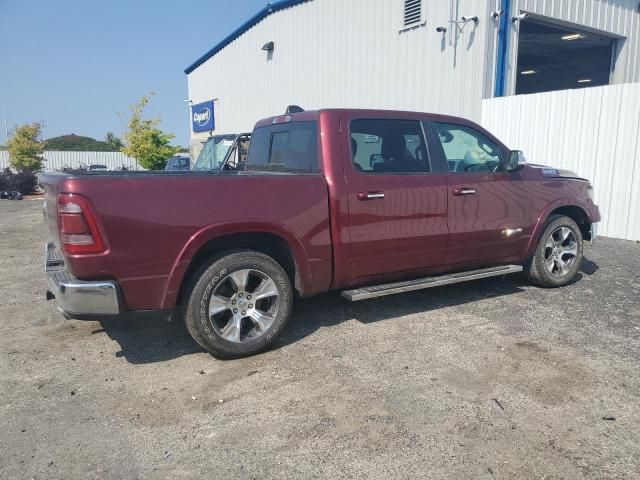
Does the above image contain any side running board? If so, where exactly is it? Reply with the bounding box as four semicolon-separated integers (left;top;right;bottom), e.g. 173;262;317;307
341;265;523;302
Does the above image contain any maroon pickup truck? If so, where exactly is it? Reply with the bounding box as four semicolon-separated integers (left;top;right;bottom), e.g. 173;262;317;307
41;108;600;357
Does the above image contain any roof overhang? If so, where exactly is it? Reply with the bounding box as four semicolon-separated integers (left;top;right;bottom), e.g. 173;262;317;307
184;0;311;74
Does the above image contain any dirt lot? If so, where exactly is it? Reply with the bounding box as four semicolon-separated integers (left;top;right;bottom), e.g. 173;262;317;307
1;200;639;479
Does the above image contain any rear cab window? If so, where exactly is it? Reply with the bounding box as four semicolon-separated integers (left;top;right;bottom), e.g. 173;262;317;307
246;121;318;173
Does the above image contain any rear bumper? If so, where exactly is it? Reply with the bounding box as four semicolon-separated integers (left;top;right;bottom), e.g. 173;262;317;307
45;243;122;318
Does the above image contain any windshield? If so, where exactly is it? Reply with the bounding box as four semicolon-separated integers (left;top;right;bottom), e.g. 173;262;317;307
193;135;236;171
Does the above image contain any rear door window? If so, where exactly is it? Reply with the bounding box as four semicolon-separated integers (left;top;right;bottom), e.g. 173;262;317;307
349;119;430;173
246;122;318;173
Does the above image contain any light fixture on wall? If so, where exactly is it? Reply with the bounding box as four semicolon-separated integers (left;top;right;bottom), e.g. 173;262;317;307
561;33;585;41
261;41;275;52
577;79;592;83
520;70;538;75
511;13;529;23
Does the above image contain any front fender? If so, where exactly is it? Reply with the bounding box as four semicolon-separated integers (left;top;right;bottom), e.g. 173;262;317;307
160;220;311;309
523;197;598;260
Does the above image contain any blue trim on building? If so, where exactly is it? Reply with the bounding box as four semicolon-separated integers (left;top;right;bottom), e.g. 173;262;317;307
184;0;311;74
494;0;511;97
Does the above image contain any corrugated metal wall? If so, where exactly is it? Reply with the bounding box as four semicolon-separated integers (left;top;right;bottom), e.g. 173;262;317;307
188;0;499;139
481;82;640;241
505;0;640;94
187;0;640;142
0;151;143;171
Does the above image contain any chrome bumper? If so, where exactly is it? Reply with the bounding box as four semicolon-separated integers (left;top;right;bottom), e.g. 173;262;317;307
45;243;121;317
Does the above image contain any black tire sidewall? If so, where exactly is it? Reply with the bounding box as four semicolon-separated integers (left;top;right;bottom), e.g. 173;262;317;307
532;216;583;287
185;251;293;358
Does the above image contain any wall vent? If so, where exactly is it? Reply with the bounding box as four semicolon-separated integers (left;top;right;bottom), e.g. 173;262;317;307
404;0;422;26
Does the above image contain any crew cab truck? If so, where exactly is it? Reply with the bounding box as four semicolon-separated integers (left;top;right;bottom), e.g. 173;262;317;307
41;109;600;358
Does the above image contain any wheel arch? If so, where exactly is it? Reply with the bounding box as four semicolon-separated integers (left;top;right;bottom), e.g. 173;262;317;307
525;202;592;260
161;223;309;309
548;205;591;240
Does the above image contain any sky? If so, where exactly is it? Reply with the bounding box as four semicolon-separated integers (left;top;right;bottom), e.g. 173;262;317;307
0;0;267;146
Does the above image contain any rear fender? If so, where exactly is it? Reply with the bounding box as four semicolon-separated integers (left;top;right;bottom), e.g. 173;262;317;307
160;221;310;309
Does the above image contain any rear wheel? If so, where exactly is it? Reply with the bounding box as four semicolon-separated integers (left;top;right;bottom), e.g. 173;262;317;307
184;251;293;358
524;215;583;287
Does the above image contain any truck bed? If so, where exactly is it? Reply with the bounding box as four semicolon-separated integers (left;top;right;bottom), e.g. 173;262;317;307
40;171;333;311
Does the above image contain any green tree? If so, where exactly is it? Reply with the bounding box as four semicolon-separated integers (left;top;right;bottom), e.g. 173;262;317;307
121;93;178;169
7;122;45;172
104;131;123;151
46;134;111;151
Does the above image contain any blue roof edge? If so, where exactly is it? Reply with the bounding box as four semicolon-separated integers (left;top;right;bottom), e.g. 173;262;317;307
184;0;311;74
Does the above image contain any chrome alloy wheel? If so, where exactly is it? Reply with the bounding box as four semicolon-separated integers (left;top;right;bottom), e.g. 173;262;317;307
544;227;578;277
208;269;280;343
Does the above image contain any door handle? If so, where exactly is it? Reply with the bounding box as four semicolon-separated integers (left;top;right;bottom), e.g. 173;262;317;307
357;191;385;200
452;187;476;196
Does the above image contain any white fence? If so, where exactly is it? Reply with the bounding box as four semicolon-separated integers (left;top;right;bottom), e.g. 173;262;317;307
482;83;640;242
0;151;143;172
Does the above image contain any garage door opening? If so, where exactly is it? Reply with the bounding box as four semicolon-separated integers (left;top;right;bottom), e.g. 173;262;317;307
516;19;615;95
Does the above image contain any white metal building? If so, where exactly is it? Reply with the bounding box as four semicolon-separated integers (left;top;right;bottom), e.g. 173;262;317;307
185;0;640;241
185;0;640;148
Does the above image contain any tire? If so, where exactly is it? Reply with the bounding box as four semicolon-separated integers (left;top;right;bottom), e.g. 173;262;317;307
524;215;583;287
184;250;294;358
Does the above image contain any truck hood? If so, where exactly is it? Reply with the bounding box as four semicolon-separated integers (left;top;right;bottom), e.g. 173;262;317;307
527;164;587;182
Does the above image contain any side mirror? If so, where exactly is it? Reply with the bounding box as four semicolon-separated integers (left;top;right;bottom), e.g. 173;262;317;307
506;150;526;171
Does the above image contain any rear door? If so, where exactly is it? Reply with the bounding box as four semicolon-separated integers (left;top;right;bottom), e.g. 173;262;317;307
341;114;448;280
428;121;530;266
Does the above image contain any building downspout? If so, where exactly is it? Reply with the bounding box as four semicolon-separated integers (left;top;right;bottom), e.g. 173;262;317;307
494;0;511;97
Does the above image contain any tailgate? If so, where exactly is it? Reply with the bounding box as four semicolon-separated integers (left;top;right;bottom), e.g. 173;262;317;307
39;173;66;247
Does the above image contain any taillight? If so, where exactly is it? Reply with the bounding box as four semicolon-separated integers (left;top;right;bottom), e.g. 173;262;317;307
57;193;106;254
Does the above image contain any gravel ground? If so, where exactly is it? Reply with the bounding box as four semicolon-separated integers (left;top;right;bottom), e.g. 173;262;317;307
1;200;639;479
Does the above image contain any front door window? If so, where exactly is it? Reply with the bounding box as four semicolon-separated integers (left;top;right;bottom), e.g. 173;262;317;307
433;122;503;174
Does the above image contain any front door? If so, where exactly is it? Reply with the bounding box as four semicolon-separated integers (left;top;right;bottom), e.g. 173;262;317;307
342;115;448;280
429;121;531;266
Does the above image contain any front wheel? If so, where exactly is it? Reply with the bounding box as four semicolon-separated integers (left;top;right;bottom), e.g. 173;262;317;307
524;215;584;287
184;251;293;358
